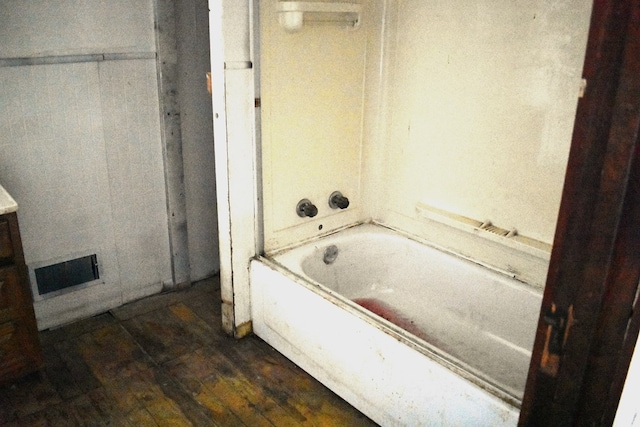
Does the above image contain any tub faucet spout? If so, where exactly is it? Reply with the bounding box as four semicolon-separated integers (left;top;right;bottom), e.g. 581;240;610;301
323;245;339;264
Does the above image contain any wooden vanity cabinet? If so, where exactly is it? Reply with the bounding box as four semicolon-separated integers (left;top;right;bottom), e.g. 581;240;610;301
0;212;43;383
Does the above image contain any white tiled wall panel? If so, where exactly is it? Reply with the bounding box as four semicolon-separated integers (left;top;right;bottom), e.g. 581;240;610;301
98;59;172;303
0;63;119;270
0;59;171;329
0;0;155;58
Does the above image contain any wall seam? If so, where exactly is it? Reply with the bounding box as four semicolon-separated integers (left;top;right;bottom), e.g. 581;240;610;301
154;0;191;289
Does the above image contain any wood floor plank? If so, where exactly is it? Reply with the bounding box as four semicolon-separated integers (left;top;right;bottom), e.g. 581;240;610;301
126;408;160;427
42;344;84;400
0;385;17;424
151;365;219;427
194;384;247;427
77;324;155;384
163;350;213;394
60;393;106;427
118;369;166;408
163;350;259;426
99;381;144;416
168;302;221;347
53;338;103;393
5;372;63;419
180;280;222;328
223;374;304;427
218;337;377;427
144;396;193;427
178;344;305;425
86;387;137;426
122;305;215;365
168;345;310;426
39;313;117;347
204;347;311;425
9;409;50;427
202;376;275;427
110;289;193;322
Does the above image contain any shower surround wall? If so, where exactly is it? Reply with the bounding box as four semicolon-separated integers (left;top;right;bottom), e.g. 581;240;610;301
0;0;218;329
374;0;592;286
260;0;376;250
261;0;592;287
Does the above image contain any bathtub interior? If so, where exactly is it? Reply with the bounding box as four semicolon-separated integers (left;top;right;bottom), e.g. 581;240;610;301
272;223;542;401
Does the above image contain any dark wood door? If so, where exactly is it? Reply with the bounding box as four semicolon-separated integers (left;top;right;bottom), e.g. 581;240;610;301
519;0;640;425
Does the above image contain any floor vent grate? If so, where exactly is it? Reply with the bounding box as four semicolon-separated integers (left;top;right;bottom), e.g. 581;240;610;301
35;254;99;296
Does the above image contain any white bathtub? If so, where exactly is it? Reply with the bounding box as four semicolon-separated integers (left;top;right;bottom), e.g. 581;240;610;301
250;223;542;426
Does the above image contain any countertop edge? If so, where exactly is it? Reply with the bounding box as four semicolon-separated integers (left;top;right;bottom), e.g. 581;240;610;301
0;184;19;215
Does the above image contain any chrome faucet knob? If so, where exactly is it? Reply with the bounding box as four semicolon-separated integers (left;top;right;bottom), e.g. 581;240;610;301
296;199;318;217
328;191;349;209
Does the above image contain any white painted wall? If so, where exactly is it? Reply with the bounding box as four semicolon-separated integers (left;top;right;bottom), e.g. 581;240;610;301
260;0;376;251
376;0;592;245
176;0;220;281
0;0;155;57
369;0;593;287
0;1;172;329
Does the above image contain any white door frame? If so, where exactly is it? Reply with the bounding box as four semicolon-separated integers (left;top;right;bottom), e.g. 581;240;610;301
209;0;257;336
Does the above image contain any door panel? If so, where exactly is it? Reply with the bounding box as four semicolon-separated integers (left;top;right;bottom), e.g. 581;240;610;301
519;0;640;424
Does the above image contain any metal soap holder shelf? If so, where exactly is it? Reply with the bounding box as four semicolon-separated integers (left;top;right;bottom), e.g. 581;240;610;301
277;1;362;32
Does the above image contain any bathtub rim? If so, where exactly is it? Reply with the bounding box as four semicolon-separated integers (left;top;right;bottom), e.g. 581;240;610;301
267;221;546;293
256;251;524;409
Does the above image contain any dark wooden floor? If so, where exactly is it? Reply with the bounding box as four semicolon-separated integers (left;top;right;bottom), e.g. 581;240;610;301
0;277;377;426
